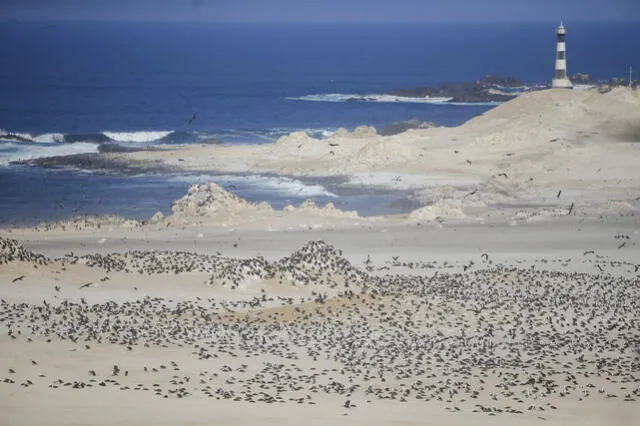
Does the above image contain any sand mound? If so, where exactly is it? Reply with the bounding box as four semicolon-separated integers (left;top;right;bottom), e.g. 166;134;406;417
330;125;377;139
0;237;48;265
63;240;370;291
408;199;469;222
273;131;318;148
464;88;640;150
273;240;369;288
164;183;362;228
283;199;360;219
167;182;272;225
265;127;378;170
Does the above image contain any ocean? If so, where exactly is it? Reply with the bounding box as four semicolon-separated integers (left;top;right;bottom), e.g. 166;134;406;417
1;21;639;225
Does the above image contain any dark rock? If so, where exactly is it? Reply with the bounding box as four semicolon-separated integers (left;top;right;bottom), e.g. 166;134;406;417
0;133;34;143
98;143;146;153
377;118;436;136
386;75;526;103
570;73;593;85
10;153;172;175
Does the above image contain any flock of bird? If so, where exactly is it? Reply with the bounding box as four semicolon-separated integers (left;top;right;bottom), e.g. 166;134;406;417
64;240;369;290
1;236;639;417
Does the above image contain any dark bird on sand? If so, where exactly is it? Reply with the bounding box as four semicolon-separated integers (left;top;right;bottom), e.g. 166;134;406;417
497;173;508;178
328;143;339;147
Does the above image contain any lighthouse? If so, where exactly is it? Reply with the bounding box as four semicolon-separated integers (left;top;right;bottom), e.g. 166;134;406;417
552;21;573;89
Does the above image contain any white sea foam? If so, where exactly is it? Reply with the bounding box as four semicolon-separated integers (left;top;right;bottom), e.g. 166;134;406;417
287;93;506;106
0;131;34;142
170;174;337;198
447;101;503;106
0;142;99;165
573;84;597;91
0;130;66;143
102;130;174;143
288;93;455;104
32;133;66;143
211;127;336;144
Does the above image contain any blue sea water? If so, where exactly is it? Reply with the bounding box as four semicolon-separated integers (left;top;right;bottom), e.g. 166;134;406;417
1;21;639;224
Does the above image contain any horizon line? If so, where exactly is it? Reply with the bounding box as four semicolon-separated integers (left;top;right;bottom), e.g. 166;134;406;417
4;18;640;24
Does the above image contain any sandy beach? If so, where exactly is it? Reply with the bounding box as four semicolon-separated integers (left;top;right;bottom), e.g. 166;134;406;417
2;88;640;425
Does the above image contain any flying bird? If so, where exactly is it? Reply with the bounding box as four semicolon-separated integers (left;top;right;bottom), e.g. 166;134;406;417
557;190;562;199
567;202;575;215
187;113;197;124
79;282;93;289
12;275;25;283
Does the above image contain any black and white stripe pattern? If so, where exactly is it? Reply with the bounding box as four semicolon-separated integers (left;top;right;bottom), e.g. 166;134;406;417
552;22;573;88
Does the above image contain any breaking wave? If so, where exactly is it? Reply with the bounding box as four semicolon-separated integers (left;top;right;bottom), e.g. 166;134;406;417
0;126;340;167
101;130;175;143
0;142;99;166
0;127;336;146
287;93;502;106
170;174;338;199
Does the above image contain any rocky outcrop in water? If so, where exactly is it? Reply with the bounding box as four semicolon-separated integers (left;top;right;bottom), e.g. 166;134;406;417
377;118;435;136
386;75;526;103
0;133;35;143
10;153;171;175
570;73;594;85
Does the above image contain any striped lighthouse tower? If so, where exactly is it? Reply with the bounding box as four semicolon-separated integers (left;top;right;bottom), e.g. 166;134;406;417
552;21;573;88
